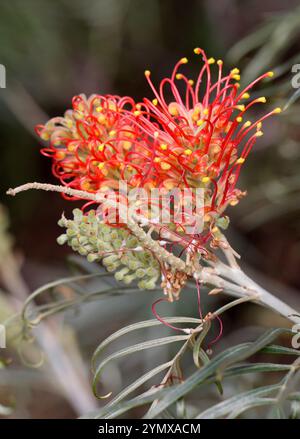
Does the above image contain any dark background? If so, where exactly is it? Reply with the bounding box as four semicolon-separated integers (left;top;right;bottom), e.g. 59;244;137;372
1;0;300;418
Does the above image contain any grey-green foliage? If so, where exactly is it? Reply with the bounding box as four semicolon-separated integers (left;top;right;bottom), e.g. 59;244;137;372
57;209;160;290
89;326;300;419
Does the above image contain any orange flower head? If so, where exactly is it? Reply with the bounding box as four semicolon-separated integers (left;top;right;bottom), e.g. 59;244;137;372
36;94;150;194
134;50;279;213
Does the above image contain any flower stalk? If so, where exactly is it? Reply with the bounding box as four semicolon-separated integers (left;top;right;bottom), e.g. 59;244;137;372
7;182;299;324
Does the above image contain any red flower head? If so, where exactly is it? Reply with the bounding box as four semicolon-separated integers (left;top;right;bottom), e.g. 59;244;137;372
36;93;149;194
36;49;280;244
132;49;280;210
29;48;283;300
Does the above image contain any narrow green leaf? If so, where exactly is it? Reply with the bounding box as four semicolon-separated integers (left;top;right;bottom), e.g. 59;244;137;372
176;398;186;419
106;361;173;408
22;272;108;320
288;392;300;402
92;317;200;369
223;362;291;378
261;344;300;356
146;343;249;419
193;321;211;368
146;328;291;418
226;398;276;419
196;384;280;419
93;335;189;398
88;388;171;419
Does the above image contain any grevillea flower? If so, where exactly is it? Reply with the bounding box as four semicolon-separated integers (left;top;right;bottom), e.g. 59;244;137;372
36;94;150;194
134;48;280;208
36;49;281;266
103;47;280;252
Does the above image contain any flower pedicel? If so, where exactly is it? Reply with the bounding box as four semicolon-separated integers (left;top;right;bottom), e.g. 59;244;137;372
8;48;281;302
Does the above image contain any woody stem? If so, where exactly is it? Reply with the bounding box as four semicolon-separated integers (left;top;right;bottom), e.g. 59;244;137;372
7;182;299;324
199;262;299;324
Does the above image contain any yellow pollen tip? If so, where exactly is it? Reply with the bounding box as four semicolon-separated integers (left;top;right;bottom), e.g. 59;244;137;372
169;106;179;116
136;104;142;110
257;97;267;103
180;57;188;64
188;79;194;86
144;70;151;77
160;143;167;150
236;105;245;111
41;132;50;141
96;106;102;113
201;176;210;183
255;131;264;137
236;116;243;123
134;110;141;116
161;162;171;170
257;122;262;130
109;130;116;136
194;48;201;55
66;142;75;151
203;108;209;115
235;83;240;88
98;162;105;169
232;74;240;81
152;98;158;106
267;71;274;78
217;59;223;66
231;68;240;75
154;157;161;163
212;226;219;233
244;121;251;128
97;114;106;123
197;119;204;126
154;131;159;138
56;151;66;160
176;73;183;80
184;149;192;156
236;157;245;164
208;57;215;65
273;107;282;114
242;93;250;99
122;141;132;150
98;144;105;152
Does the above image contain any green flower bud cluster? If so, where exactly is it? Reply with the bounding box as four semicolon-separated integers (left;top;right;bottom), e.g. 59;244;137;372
57;209;161;289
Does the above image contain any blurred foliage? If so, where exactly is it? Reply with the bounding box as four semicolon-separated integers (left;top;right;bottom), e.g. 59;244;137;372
90;326;300;419
1;0;300;419
226;4;300;290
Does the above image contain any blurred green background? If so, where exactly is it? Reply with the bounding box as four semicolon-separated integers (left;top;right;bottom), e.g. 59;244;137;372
1;0;300;419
